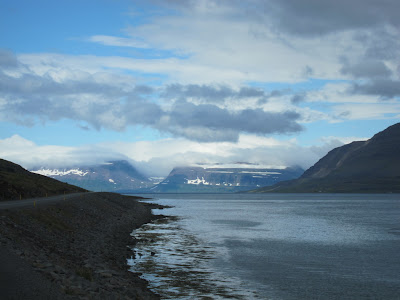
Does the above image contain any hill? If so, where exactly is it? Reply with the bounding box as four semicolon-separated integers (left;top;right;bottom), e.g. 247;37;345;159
0;159;87;201
253;123;400;193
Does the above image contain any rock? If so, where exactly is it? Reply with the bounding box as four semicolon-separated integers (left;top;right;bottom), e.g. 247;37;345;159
49;271;60;281
101;272;113;278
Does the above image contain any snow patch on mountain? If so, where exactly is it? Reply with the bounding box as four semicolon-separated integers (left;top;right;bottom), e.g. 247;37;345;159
187;177;211;185
32;168;89;177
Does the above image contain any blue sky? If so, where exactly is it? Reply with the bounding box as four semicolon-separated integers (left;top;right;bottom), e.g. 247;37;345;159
1;0;399;176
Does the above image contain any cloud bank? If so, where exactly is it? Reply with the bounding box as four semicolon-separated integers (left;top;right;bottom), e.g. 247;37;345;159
0;134;363;177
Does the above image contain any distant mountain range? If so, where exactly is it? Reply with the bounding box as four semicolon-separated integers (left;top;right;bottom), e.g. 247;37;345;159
0;159;86;201
146;166;304;193
253;123;400;193
5;122;399;196
31;161;304;193
31;160;157;192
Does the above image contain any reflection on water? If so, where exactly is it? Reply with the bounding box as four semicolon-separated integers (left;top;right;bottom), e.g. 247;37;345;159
128;194;400;299
128;217;260;299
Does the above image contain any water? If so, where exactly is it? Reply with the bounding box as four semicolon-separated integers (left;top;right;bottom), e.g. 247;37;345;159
128;194;400;299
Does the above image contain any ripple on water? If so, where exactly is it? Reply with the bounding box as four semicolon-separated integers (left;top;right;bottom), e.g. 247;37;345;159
128;217;261;299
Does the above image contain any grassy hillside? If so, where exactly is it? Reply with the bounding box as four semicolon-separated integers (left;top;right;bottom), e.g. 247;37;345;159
0;159;87;201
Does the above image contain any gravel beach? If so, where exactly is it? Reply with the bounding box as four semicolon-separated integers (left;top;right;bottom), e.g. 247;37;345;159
0;192;163;299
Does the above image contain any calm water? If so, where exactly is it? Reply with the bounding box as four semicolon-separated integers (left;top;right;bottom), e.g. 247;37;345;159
128;194;400;299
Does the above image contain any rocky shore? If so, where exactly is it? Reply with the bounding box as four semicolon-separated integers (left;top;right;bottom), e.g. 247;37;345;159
0;192;163;299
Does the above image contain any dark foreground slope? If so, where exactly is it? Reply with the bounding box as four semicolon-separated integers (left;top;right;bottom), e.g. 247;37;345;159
0;192;161;299
0;159;87;201
254;123;400;193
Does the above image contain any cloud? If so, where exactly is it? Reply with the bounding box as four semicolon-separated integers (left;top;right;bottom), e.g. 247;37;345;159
0;135;126;169
162;84;266;104
161;100;302;142
88;35;148;48
236;0;400;37
351;79;400;99
125;0;400;100
290;93;306;105
0;49;19;68
115;133;357;176
1;133;364;177
3;0;399;144
331;102;400;120
0;50;303;142
340;60;392;79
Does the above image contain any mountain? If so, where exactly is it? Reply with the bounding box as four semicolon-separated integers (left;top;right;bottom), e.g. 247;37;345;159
253;123;400;193
0;159;86;201
31;160;157;192
146;166;304;193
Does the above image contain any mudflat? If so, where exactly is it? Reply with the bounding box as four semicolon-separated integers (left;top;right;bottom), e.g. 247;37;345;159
0;192;162;299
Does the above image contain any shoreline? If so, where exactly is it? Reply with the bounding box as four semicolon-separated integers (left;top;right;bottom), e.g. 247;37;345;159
0;192;163;299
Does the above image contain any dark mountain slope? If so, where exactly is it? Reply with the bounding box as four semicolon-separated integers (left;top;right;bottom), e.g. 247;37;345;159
254;123;400;193
0;159;87;201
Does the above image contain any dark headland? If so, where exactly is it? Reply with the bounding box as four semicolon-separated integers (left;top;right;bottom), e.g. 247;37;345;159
0;159;163;299
250;122;400;193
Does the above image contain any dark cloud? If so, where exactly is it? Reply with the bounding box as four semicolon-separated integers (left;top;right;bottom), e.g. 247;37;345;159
0;72;124;98
237;86;265;98
154;0;400;37
252;0;400;37
162;83;266;103
351;79;400;99
353;29;400;61
125;98;164;126
133;85;154;94
160;100;302;142
340;60;392;79
291;94;306;104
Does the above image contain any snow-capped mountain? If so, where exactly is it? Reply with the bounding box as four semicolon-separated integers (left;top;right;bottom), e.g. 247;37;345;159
147;166;304;193
31;160;157;192
31;160;304;193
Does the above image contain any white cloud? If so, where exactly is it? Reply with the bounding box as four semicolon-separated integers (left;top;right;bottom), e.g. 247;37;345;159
331;103;400;120
307;83;380;104
88;35;148;48
120;14;344;83
0;135;125;170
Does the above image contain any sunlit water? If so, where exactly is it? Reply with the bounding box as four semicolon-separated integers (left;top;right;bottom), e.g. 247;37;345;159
127;194;400;299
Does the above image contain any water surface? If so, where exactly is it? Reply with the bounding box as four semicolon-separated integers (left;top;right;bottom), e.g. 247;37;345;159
128;193;400;299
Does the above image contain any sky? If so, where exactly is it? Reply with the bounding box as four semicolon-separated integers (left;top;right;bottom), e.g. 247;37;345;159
0;0;399;176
